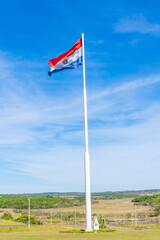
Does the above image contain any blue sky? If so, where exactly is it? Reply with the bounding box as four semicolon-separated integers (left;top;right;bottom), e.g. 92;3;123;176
0;0;160;193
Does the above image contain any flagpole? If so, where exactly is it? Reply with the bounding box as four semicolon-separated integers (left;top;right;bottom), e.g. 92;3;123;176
82;32;92;231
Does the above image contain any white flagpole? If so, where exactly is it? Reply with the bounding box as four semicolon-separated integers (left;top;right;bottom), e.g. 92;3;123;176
82;32;92;231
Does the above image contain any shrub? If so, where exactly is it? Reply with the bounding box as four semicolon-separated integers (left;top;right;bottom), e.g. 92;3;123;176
1;213;13;220
16;215;37;224
98;214;107;229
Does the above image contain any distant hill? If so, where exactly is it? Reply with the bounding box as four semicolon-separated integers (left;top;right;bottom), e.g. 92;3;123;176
1;189;160;199
0;189;160;209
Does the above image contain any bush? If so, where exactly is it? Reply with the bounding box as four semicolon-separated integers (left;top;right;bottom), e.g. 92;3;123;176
98;214;107;229
37;220;43;225
1;213;13;220
16;215;37;224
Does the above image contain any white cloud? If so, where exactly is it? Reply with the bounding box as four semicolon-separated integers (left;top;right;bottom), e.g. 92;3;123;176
114;14;160;34
89;74;160;101
0;50;160;192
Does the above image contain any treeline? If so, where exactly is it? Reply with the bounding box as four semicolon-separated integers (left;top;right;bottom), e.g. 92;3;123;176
1;193;136;200
132;194;160;215
92;192;138;200
92;189;160;199
0;197;85;209
1;189;160;202
132;194;160;206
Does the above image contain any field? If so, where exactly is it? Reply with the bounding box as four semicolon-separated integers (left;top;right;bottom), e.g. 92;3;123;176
0;226;160;240
0;196;159;239
40;198;151;221
0;198;151;226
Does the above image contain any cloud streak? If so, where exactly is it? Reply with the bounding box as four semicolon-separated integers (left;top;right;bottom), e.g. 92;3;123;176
89;74;160;101
0;49;160;192
114;14;160;34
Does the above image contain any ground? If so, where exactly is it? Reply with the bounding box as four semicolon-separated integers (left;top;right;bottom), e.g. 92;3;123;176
0;198;159;239
0;226;160;240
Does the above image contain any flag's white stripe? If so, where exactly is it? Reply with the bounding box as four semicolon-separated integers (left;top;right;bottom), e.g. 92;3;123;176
51;47;82;71
49;56;82;74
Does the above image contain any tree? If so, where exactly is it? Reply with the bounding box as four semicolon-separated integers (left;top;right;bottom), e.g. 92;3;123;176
17;215;37;224
1;213;13;220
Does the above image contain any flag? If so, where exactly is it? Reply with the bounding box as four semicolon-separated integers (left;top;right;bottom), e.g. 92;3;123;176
48;38;83;76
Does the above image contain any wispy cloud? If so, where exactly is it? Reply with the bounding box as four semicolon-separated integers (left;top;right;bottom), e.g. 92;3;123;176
0;49;160;192
114;14;160;34
89;74;160;100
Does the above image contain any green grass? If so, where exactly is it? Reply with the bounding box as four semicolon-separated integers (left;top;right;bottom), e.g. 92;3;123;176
118;222;160;229
0;197;159;239
0;226;160;240
60;228;115;233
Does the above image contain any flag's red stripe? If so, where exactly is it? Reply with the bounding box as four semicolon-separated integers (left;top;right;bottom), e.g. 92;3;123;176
48;38;82;67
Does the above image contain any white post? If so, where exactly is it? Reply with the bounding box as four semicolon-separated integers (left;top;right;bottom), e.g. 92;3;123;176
75;207;76;227
135;205;137;227
51;211;52;225
82;32;92;231
28;198;30;229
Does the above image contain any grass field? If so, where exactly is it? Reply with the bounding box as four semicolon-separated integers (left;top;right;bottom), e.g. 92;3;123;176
0;198;152;225
0;226;160;240
0;198;159;239
0;198;151;226
36;198;150;215
118;222;160;229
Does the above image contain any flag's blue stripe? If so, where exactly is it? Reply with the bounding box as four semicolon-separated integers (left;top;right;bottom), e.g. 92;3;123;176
48;56;83;76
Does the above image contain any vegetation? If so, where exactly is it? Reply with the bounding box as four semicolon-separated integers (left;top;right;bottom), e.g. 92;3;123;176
0;226;160;240
0;195;159;240
1;189;160;200
60;228;115;233
92;190;160;200
60;229;93;233
1;213;13;220
132;194;160;206
118;222;160;229
0;197;85;209
132;194;160;215
17;215;37;224
98;214;107;228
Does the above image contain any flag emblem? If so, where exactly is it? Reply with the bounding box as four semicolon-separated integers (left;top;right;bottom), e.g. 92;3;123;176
62;59;68;65
48;38;83;76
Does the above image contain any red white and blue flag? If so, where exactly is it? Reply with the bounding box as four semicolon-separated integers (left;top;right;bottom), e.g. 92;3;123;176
48;38;83;76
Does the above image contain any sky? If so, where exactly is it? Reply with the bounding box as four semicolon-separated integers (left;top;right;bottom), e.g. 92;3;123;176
0;0;160;193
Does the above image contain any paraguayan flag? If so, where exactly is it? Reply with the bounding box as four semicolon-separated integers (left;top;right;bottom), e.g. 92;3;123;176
48;38;83;76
